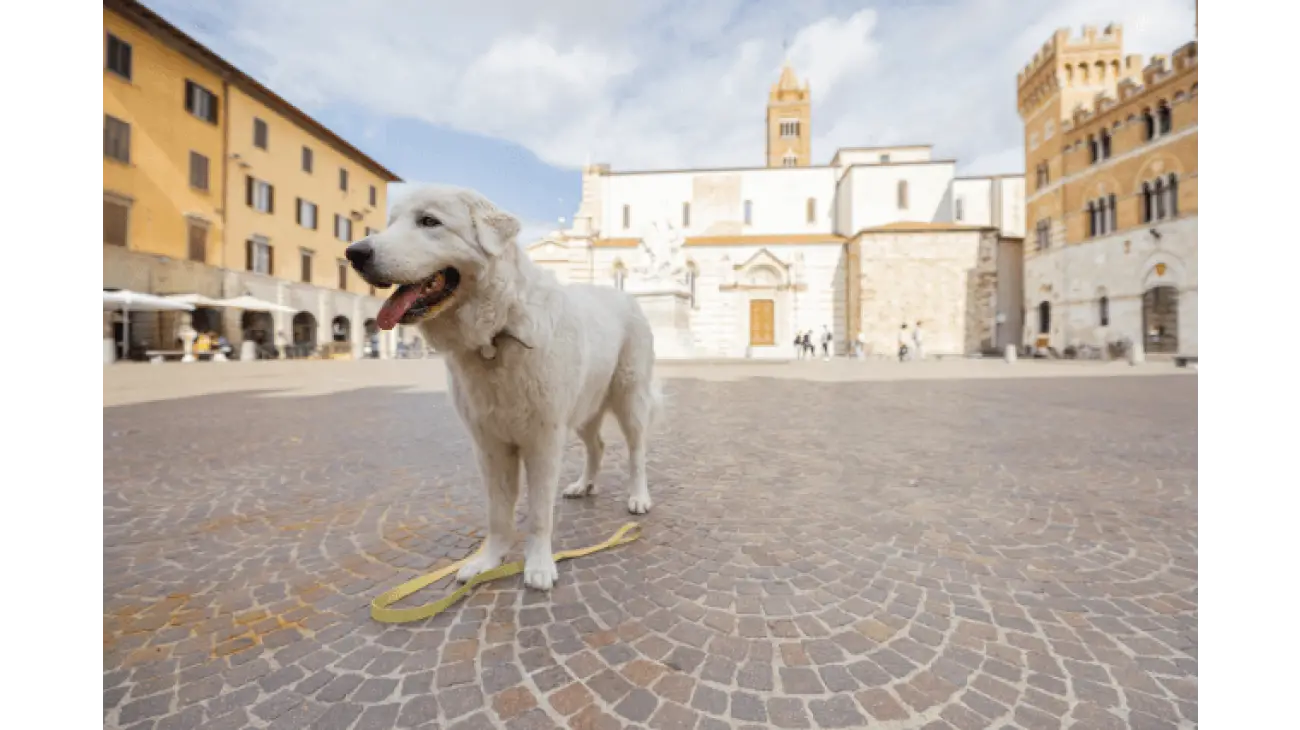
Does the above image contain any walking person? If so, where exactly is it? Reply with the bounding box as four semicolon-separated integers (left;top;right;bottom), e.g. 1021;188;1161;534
821;325;834;361
912;320;925;361
897;323;910;362
803;331;815;359
794;331;805;360
855;331;866;359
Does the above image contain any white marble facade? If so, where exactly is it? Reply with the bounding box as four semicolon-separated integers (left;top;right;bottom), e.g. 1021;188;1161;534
528;146;1027;359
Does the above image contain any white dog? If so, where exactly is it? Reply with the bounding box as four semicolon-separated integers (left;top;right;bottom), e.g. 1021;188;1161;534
345;185;661;591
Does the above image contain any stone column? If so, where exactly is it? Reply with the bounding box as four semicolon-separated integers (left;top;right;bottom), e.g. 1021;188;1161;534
351;297;364;360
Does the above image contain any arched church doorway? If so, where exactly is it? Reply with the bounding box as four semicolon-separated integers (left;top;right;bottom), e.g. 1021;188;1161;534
1142;286;1178;354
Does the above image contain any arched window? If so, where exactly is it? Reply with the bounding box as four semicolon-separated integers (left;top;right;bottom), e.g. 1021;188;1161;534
1142;109;1155;141
1078;63;1090;82
1087;135;1098;163
1107;194;1117;233
1154;178;1166;220
1094;61;1106;81
1141;182;1153;223
613;261;626;290
1086;201;1096;238
897;180;909;210
1099;129;1112;159
1167;173;1179;217
1157;102;1172;135
1038;301;1051;335
1099;296;1110;326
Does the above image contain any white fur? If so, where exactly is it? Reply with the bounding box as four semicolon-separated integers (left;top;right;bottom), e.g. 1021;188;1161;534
361;185;661;591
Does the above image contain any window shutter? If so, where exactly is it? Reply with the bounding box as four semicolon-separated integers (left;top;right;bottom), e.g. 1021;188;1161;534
245;239;254;270
246;176;253;207
295;198;302;225
185;81;195;114
268;246;275;276
209;93;219;124
268;185;275;214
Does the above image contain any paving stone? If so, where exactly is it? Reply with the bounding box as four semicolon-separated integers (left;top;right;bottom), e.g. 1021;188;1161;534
103;373;1198;730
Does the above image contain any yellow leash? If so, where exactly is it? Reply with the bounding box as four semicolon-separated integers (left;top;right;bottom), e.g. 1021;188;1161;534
371;522;643;624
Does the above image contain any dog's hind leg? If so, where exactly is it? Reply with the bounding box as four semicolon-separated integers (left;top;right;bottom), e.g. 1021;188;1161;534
563;414;604;499
457;437;520;583
612;387;653;515
521;426;565;590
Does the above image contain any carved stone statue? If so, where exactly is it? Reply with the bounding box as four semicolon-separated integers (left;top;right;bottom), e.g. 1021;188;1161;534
177;314;197;363
631;218;687;286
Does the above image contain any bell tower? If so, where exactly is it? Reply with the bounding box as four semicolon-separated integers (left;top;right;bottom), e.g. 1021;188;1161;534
766;63;811;167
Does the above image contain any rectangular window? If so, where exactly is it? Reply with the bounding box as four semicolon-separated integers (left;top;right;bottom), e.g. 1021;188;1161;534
300;248;314;283
334;214;352;241
246;176;274;213
622;204;630;230
1035;219;1050;250
782;155;797;167
744;200;753;225
296;198;318;229
955;197;964;221
104;197;129;247
779;120;800;138
339;167;349;191
105;33;132;80
879;154;890;163
806;198;816;224
897;180;909;210
187;220;207;262
184;80;219;124
369;185;377;207
104;115;130;163
682;202;690;228
246;238;273;275
302;146;314;173
1107;194;1117;232
337;259;348;290
189;151;209;191
253;118;269;150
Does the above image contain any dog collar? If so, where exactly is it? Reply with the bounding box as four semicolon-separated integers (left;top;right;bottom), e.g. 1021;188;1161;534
478;328;532;360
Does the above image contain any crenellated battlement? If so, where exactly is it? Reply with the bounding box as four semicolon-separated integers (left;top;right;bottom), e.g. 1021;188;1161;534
1017;23;1124;89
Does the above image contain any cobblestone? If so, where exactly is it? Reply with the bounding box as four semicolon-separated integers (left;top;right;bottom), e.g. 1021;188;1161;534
104;370;1197;728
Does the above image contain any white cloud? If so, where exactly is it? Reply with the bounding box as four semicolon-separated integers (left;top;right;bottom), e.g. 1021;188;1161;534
156;0;1194;176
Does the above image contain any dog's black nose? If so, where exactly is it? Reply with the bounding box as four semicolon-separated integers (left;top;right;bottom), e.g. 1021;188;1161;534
345;240;373;270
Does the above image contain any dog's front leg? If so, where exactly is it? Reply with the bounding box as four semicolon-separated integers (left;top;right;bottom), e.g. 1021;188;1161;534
521;426;565;590
456;437;520;583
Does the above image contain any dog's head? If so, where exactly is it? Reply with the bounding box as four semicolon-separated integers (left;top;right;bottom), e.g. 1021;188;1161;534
346;185;521;330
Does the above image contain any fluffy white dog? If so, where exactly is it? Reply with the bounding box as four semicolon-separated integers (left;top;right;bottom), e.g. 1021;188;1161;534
346;185;661;590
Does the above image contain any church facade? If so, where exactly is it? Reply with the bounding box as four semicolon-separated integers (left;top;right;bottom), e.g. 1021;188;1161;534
527;65;1026;359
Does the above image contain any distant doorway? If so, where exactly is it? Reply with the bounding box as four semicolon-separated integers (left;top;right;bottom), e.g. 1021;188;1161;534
1142;286;1178;354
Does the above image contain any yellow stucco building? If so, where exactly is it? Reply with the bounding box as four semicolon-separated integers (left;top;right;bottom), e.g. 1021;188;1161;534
1018;23;1198;358
103;0;403;360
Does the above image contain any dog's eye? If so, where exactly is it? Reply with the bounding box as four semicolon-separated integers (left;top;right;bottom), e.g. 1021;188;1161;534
417;215;442;228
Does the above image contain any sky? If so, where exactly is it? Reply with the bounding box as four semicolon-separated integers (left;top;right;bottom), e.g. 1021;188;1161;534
142;0;1195;246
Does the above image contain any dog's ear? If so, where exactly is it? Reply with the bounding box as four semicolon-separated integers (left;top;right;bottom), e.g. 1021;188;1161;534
469;204;521;256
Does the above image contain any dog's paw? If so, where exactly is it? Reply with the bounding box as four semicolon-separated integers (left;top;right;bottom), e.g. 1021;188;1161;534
627;494;653;515
455;551;502;583
523;557;559;591
562;479;595;498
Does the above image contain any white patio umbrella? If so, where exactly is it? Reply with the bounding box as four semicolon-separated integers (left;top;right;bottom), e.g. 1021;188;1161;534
215;294;296;314
164;293;227;308
103;290;194;361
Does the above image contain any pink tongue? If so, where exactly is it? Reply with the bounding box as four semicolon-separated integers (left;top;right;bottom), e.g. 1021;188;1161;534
377;286;423;330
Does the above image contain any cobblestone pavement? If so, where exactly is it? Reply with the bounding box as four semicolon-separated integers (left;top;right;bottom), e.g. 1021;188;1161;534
104;373;1197;730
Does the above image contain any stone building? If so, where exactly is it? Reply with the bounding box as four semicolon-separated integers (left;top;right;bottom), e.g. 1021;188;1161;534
103;0;417;360
1018;23;1198;357
528;65;1026;359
